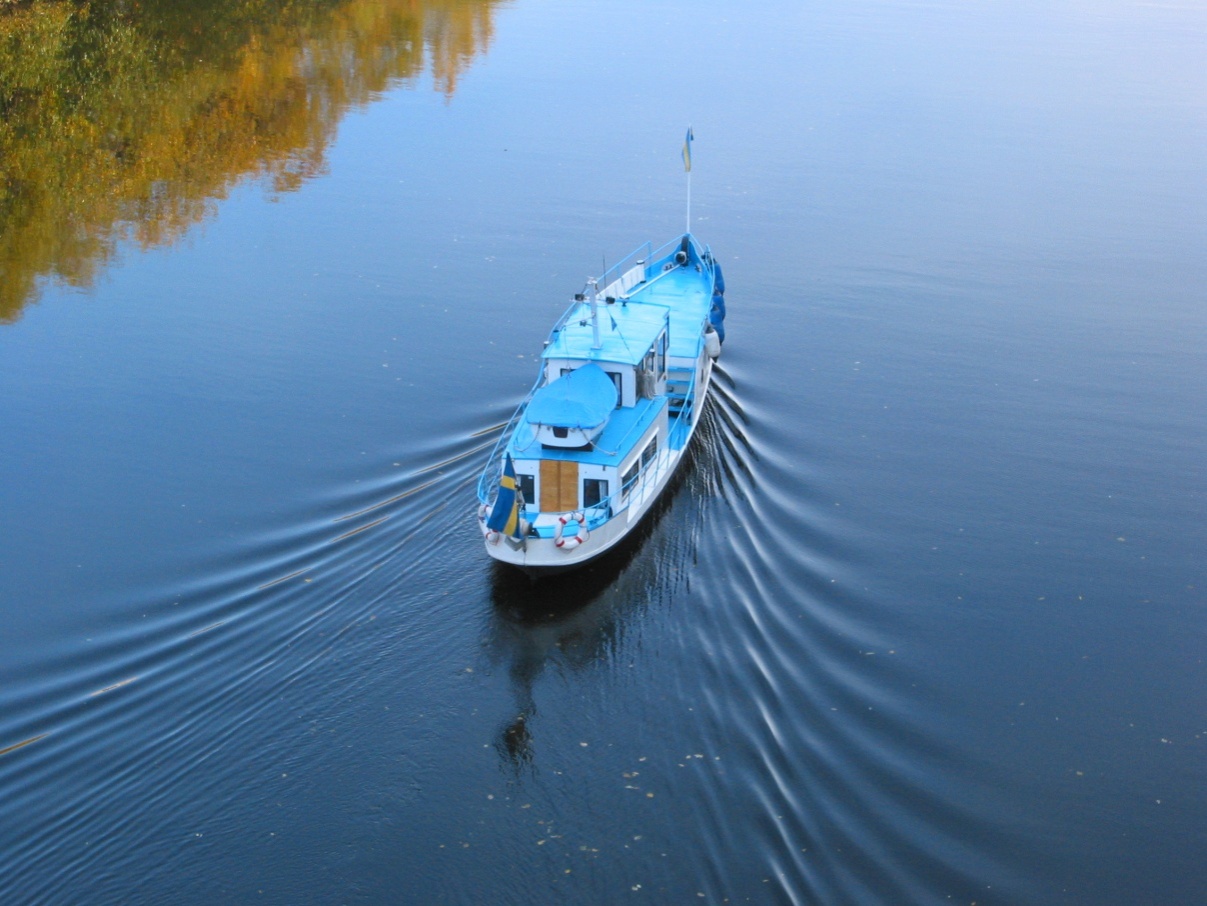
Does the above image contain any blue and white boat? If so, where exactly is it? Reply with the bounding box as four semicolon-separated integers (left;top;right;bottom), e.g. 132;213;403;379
476;232;727;574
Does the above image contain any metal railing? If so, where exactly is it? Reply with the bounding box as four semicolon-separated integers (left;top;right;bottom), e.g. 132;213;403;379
582;363;699;532
477;234;713;514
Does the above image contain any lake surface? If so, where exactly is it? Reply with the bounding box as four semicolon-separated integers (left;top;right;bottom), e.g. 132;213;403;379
2;0;1204;902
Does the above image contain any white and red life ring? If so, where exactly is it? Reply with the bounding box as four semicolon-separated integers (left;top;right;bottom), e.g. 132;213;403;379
478;503;501;545
479;504;533;546
554;512;589;549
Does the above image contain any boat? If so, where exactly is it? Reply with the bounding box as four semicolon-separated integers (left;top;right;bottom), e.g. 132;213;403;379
476;231;727;574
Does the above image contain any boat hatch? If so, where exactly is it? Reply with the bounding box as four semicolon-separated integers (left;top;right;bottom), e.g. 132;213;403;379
526;362;618;448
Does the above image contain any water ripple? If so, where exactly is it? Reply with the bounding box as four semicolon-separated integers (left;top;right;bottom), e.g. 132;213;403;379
0;412;501;903
619;357;1044;904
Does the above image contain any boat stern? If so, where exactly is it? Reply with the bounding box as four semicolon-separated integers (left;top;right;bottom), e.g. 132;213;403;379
477;507;626;573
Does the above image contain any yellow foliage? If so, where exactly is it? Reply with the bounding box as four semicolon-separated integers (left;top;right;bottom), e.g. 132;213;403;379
0;0;501;321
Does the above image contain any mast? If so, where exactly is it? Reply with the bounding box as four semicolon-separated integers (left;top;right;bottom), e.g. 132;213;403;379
588;278;602;350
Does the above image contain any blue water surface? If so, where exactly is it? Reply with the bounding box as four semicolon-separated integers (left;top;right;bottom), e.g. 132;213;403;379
1;1;1204;903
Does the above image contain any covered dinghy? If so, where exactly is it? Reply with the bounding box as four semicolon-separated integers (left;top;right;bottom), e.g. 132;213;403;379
525;362;618;448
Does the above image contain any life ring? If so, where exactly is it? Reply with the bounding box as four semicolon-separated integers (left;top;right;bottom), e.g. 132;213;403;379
554;512;589;549
479;504;501;544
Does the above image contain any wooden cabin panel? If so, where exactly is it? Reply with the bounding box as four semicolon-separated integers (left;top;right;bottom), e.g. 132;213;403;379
539;459;559;510
540;459;579;512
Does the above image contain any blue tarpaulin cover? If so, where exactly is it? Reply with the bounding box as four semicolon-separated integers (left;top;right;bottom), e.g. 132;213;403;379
525;362;618;428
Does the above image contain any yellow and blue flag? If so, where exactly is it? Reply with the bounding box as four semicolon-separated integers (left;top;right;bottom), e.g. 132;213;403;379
486;453;522;538
682;127;694;172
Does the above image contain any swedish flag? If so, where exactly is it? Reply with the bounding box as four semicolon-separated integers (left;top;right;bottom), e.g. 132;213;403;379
682;127;693;173
486;453;522;538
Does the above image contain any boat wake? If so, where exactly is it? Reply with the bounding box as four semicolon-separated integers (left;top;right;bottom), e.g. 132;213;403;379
0;413;502;903
2;356;1039;905
480;351;1034;903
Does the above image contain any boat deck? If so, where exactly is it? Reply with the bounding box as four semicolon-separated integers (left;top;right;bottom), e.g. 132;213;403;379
509;396;664;466
626;266;712;359
542;300;668;366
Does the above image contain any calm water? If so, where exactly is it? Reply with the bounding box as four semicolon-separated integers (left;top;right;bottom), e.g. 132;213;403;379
2;0;1204;903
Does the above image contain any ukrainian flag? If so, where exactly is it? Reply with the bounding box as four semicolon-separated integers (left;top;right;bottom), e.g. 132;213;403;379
682;127;693;173
486;453;522;538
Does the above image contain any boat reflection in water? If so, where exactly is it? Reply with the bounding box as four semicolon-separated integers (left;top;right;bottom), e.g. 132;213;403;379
487;518;666;771
485;390;732;770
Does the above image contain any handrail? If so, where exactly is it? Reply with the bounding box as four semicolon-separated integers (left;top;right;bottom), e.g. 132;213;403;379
597;241;653;293
616;234;715;299
478;234;713;509
483;348;700;520
476;369;544;504
477;286;614;504
593;364;698;525
596;234;713;299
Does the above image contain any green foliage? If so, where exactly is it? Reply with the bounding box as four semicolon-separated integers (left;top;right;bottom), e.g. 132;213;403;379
0;0;499;320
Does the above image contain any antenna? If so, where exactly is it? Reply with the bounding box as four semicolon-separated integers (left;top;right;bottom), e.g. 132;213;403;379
588;278;602;350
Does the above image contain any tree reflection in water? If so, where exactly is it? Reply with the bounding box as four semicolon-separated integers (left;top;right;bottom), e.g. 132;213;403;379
0;0;502;321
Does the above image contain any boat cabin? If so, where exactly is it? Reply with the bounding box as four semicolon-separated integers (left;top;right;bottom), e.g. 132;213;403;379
508;297;672;520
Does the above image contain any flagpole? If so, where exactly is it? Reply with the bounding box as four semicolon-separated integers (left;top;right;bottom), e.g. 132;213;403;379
683;126;693;236
686;167;692;235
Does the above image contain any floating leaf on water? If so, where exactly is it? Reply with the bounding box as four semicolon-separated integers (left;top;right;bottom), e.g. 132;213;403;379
0;734;49;758
90;676;139;697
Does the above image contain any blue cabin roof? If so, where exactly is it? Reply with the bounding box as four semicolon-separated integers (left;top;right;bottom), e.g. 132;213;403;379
511;397;663;466
542;301;669;366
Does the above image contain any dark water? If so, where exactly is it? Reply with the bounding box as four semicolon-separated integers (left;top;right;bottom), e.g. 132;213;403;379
2;1;1204;903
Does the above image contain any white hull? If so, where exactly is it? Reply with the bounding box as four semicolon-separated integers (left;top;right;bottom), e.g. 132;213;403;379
481;356;713;573
477;233;725;577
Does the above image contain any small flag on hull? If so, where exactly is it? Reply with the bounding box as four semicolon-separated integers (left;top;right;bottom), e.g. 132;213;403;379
682;127;694;172
487;453;523;539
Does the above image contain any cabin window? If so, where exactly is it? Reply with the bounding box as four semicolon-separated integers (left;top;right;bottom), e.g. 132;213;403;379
638;350;657;399
517;473;535;506
621;461;640;498
604;370;623;407
552;426;568;439
583;478;608;509
641;437;658;468
642;349;657;375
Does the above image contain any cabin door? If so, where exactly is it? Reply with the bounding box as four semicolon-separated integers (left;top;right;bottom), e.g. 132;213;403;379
540;460;579;512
